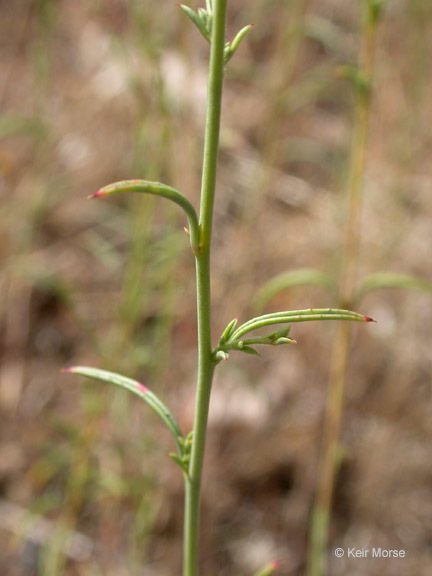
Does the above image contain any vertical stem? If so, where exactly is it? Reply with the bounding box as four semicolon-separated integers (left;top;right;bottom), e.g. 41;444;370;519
340;12;377;309
307;4;380;576
183;2;228;576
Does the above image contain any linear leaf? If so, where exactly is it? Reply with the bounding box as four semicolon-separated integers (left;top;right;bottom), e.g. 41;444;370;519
231;308;373;341
355;272;432;303
224;24;254;63
90;180;200;253
238;345;260;355
179;5;210;41
218;317;238;344
64;366;183;453
254;269;336;311
230;334;296;349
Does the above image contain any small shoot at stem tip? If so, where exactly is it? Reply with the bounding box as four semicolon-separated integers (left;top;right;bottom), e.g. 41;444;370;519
178;3;212;42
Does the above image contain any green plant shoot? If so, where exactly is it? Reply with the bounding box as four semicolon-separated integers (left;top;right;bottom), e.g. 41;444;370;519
65;2;373;575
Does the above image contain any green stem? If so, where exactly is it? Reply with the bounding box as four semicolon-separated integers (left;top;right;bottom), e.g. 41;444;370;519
183;2;227;576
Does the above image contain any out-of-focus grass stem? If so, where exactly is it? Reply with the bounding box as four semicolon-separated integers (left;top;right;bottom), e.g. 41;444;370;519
307;3;382;575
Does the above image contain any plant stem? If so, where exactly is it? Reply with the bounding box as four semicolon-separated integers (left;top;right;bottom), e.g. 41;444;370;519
183;2;227;576
306;4;380;576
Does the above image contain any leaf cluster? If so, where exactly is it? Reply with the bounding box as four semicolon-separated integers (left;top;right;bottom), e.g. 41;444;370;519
179;2;253;63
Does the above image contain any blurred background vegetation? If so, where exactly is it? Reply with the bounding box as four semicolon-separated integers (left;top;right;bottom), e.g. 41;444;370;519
1;1;431;575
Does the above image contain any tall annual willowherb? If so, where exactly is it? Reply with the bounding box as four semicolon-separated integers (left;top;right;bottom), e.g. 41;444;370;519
64;2;373;575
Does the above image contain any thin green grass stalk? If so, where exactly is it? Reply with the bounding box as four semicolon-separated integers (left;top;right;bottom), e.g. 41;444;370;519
306;4;382;575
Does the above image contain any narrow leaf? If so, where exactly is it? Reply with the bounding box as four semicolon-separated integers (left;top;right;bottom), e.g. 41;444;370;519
64;367;183;453
169;453;188;473
304;15;347;55
356;272;432;303
219;317;238;344
224;24;254;63
240;346;260;356
231;308;373;341
90;179;200;253
254;269;336;311
229;335;296;347
197;7;211;36
231;24;254;53
178;5;210;41
274;337;294;345
266;326;291;340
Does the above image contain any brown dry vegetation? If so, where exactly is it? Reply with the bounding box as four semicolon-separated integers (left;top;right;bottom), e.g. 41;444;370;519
1;1;432;575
